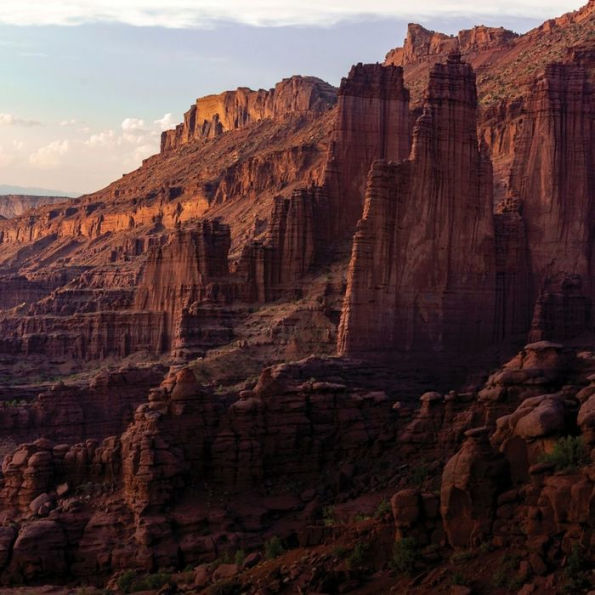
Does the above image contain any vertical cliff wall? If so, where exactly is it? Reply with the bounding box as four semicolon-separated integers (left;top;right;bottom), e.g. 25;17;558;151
510;63;593;340
161;76;337;151
238;187;329;302
324;63;411;236
134;221;232;350
338;54;496;359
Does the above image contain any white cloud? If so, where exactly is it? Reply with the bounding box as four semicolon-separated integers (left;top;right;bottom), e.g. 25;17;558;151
85;130;116;147
154;113;176;131
59;119;78;127
0;113;41;127
0;1;581;27
121;117;146;133
29;140;70;169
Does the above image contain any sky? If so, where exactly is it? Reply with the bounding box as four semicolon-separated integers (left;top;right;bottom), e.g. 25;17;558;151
0;1;585;195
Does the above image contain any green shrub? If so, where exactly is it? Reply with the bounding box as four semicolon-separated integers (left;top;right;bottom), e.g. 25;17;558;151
563;543;590;593
134;572;171;591
374;498;391;519
390;537;418;575
233;549;245;566
451;571;469;586
116;570;136;593
492;553;522;589
208;580;241;595
410;464;430;487
346;542;369;570
541;436;588;472
116;570;171;593
450;549;475;563
322;505;336;527
264;536;284;560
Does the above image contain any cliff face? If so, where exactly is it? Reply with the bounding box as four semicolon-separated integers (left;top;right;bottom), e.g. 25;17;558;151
385;1;594;107
238;187;329;302
385;23;517;67
324;63;410;235
338;54;496;358
509;63;594;340
161;76;337;151
134;221;234;351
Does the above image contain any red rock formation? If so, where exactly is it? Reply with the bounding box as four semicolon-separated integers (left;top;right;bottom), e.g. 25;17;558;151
324;63;410;235
238;187;328;302
0;310;167;360
493;196;532;343
338;54;496;359
385;23;517;68
135;221;234;351
0;365;164;446
161;76;337;151
509;63;594;340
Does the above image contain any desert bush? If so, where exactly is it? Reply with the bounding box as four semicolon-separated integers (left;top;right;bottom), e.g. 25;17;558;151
390;537;418;575
264;536;284;560
346;542;369;570
541;436;588;472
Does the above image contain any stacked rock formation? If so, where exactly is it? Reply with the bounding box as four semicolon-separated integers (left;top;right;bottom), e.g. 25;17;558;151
324;63;411;236
509;63;593;341
238;187;329;302
338;54;496;359
134;220;234;351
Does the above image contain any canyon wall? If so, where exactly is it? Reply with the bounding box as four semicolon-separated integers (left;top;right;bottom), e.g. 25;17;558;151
338;53;496;359
509;63;593;341
238;187;329;302
323;63;411;236
134;221;234;351
161;76;337;151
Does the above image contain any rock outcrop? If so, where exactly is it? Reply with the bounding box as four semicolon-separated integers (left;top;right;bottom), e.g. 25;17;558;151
238;187;329;302
324;63;410;235
385;23;517;68
509;63;593;341
338;54;496;360
161;76;337;151
134;221;235;352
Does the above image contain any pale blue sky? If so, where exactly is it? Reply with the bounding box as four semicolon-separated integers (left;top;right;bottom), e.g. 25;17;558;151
0;1;584;194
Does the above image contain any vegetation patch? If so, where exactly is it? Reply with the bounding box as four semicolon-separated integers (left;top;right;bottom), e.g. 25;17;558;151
540;436;588;472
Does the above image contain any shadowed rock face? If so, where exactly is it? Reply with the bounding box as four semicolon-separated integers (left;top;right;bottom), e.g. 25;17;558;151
238;187;329;302
161;76;337;151
509;63;594;340
338;54;496;359
134;221;234;352
324;63;411;236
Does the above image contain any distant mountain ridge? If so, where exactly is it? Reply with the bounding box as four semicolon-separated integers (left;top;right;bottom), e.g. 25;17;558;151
0;184;79;198
0;194;72;219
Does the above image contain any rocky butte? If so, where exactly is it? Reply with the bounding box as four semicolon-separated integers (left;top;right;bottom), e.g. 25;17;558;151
0;2;591;593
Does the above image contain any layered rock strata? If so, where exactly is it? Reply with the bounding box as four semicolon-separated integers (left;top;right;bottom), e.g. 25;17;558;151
161;76;337;151
338;54;496;359
323;63;410;235
509;63;593;340
135;221;235;352
238;187;329;302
